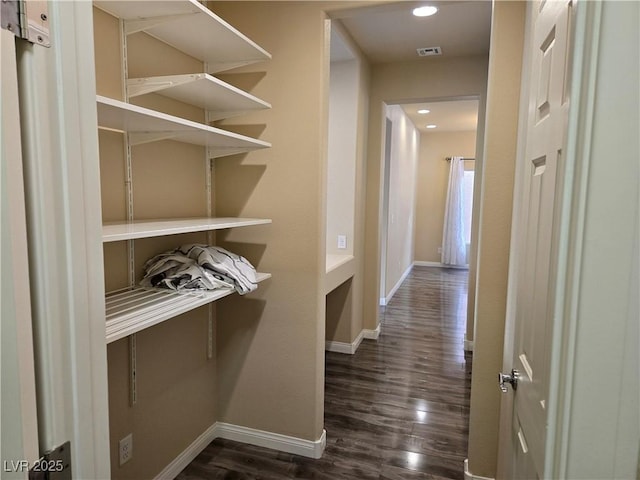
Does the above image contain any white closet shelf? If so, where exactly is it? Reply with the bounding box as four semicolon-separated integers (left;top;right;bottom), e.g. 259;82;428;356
106;272;271;343
103;217;272;242
93;0;270;73
127;74;271;121
96;95;270;156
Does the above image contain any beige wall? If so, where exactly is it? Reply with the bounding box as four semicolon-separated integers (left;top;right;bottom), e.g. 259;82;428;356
210;1;330;443
327;58;358;257
346;19;370;345
467;2;526;477
324;19;370;345
383;104;419;297
414;130;477;263
364;55;489;330
325;278;354;343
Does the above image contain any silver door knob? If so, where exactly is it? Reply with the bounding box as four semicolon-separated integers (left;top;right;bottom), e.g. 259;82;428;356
498;369;519;392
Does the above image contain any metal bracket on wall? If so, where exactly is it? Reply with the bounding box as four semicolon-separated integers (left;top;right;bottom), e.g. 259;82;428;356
1;0;51;47
129;334;137;406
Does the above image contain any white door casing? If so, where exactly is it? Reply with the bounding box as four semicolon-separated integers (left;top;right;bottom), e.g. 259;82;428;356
12;3;111;478
1;28;40;479
501;0;575;477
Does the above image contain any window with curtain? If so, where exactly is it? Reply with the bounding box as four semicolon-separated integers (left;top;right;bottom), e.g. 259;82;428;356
441;156;474;266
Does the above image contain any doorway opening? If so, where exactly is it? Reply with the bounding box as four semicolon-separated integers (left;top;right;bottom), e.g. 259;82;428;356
378;98;480;309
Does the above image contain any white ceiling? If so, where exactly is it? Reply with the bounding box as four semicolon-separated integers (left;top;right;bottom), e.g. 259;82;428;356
329;1;490;133
332;1;492;64
402;99;479;133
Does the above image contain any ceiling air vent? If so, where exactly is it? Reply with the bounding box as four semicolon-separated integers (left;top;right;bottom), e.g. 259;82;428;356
417;46;442;57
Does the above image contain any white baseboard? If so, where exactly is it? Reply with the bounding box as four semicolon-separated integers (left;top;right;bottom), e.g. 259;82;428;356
413;260;469;270
464;333;474;352
413;260;442;267
215;422;326;460
325;330;364;354
326;326;379;353
464;459;494;480
363;324;381;340
157;422;327;479
380;264;413;306
153;423;218;480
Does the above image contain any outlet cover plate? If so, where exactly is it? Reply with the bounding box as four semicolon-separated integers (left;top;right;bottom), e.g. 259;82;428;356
119;434;133;466
337;235;347;249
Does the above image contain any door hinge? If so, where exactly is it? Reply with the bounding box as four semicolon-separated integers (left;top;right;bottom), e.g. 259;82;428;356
1;0;50;47
27;441;72;480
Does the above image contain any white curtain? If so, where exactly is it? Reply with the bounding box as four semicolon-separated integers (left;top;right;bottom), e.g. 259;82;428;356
441;156;467;266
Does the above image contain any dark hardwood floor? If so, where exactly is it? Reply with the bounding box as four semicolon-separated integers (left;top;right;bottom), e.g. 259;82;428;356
177;266;472;480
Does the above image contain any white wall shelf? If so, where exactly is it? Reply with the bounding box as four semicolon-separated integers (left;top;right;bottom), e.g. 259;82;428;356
127;74;271;121
95;0;273;351
106;272;271;343
103;217;272;242
96;95;270;157
326;254;354;274
93;0;271;73
325;254;355;294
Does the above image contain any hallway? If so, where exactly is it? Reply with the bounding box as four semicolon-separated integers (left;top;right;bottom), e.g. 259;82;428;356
177;267;471;479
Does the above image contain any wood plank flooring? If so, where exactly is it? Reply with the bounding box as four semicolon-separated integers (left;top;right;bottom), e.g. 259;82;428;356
177;266;471;480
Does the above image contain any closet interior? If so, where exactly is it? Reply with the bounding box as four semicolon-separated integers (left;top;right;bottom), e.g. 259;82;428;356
93;0;272;475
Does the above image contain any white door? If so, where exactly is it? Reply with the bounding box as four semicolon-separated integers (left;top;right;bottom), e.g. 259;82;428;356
500;1;575;478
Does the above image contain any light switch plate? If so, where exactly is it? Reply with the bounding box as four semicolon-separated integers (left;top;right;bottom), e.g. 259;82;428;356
337;235;347;249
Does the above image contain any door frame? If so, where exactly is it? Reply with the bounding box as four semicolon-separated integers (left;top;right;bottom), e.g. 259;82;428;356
379;115;392;305
498;1;639;477
15;3;110;478
2;28;40;475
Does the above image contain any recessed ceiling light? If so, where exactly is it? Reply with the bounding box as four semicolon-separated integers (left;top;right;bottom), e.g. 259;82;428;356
426;124;437;129
418;109;430;114
413;6;438;17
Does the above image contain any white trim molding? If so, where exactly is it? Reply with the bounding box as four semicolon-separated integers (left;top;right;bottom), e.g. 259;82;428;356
363;324;381;340
154;423;218;480
155;422;327;479
325;330;364;354
464;459;495;480
464;333;474;352
16;3;111;477
214;423;326;460
326;326;380;353
414;260;469;270
380;263;413;306
413;260;441;267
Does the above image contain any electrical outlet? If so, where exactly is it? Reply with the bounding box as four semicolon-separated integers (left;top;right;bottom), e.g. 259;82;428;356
438;247;442;254
119;434;133;466
337;235;347;249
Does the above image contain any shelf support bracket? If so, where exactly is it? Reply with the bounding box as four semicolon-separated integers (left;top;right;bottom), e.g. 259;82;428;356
207;146;256;159
127;74;204;98
207;315;214;360
129;131;181;146
124;13;200;36
129;334;137;406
